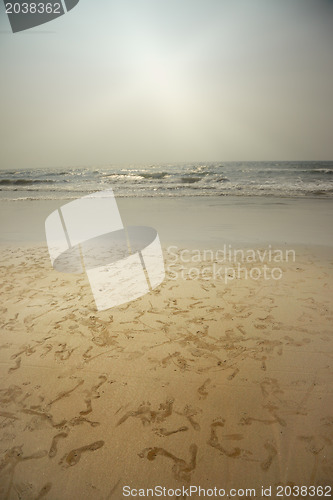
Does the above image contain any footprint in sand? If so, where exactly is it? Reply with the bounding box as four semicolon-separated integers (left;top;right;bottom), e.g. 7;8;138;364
197;378;211;399
261;357;267;371
54;343;75;361
239;416;278;426
82;346;93;360
68;415;100;428
177;405;201;431
254;324;266;330
260;378;283;398
8;357;21;374
0;446;47;498
154;426;189;437
40;344;53;358
298;435;325;456
11;344;36;359
21;408;67;429
139;443;197;482
48;379;84;408
261;442;277;471
284;336;311;347
256;339;282;355
208;419;250;459
117;399;174;427
36;482;52;499
228;368;239;381
91;375;108;399
0;385;23;406
59;440;104;467
48;432;68;458
223;434;244;441
78;375;108;417
80;393;93;416
161;352;189;372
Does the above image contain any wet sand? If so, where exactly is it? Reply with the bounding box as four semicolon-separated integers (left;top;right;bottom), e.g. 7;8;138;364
0;243;332;499
1;196;333;247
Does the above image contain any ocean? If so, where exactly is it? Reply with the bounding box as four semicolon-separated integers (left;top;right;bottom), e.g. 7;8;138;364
1;161;333;201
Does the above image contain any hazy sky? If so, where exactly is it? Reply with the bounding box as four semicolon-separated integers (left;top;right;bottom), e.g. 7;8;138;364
1;0;332;169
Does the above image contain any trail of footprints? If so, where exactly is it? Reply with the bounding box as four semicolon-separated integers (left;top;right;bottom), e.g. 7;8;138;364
1;249;332;493
4;282;319;385
1;370;326;494
114;396;283;482
0;373;110;498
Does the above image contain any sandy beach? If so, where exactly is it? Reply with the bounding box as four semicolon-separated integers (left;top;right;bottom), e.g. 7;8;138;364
2;0;333;492
0;235;332;498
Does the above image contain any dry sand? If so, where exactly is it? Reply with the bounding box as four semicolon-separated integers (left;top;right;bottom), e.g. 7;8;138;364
0;244;332;499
